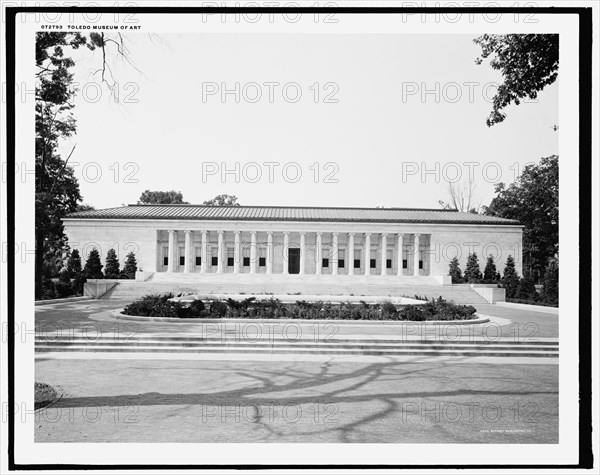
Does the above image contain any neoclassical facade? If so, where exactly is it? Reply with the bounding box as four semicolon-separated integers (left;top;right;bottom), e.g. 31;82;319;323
64;204;523;282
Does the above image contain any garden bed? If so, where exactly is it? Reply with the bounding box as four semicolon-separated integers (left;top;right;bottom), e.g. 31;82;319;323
121;294;478;322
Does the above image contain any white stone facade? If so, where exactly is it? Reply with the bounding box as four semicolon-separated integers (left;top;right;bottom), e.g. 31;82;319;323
63;215;523;280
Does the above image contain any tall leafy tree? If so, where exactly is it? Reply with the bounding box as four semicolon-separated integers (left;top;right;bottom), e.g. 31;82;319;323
474;34;559;126
484;155;558;282
203;194;240;206
35;32;137;297
138;190;188;204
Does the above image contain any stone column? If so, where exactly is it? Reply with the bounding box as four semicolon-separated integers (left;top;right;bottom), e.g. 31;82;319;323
184;230;194;272
250;231;257;274
397;233;404;276
217;231;224;273
167;230;177;273
364;233;371;275
283;232;289;275
413;233;420;276
201;231;208;273
315;232;322;275
299;232;306;275
380;233;387;276
266;232;273;274
233;231;241;274
348;232;355;276
331;232;339;275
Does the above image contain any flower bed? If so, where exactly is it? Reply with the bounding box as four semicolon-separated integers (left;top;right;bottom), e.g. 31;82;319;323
122;294;477;321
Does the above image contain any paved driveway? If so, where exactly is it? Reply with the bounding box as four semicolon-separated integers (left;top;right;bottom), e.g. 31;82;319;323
35;358;558;443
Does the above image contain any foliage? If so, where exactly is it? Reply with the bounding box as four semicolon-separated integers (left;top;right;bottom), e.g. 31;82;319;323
381;301;398;319
121;295;476;321
501;255;520;299
104;248;120;279
411;297;477;321
514;276;538;301
66;249;82;277
474;34;559;126
35;31;139;297
540;258;559;305
464;253;483;283
208;300;228;317
76;203;95;212
138;190;188;204
483;255;499;283
121;251;138;279
484;155;558;282
83;248;103;279
35;32;98;298
55;268;73;298
40;276;57;300
202;194;240;206
448;257;463;284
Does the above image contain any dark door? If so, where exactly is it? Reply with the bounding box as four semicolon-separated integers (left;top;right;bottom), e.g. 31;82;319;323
288;248;300;274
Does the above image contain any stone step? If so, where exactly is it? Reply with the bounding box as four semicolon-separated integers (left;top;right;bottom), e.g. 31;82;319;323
34;339;558;351
102;281;490;305
34;345;558;358
35;336;558;347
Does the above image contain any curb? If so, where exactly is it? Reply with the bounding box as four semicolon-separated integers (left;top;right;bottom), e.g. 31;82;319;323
35;296;93;306
495;302;559;315
112;309;490;326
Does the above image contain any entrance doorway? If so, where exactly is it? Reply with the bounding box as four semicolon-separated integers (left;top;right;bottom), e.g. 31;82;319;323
288;248;300;274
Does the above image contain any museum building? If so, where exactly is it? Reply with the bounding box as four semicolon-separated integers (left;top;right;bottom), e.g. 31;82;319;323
63;205;523;284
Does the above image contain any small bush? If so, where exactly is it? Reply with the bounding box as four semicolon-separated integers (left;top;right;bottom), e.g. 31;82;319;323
209;300;228;317
189;299;206;316
121;295;478;321
381;301;398;319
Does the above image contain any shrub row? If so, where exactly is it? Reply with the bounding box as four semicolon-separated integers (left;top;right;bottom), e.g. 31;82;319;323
122;295;477;321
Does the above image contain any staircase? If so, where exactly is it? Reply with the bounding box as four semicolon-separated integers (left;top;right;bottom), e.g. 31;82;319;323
35;334;558;358
101;276;489;305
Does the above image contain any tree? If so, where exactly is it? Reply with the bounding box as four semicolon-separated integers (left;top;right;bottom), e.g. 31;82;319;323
76;203;95;212
55;268;73;298
35;32;139;296
448;257;463;284
439;181;481;213
464;253;483;283
203;194;240;206
121;251;138;279
540;258;559;305
483;255;498;282
515;275;538;301
83;248;103;279
501;255;520;299
138;190;188;204
67;249;86;295
474;34;559;126
484;155;558;282
66;249;82;277
104;248;120;279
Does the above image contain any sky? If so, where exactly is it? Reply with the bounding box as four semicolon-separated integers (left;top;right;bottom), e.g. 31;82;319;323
57;32;559;210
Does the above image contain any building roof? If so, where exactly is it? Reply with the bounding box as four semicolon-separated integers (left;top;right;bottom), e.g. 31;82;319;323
65;204;520;225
